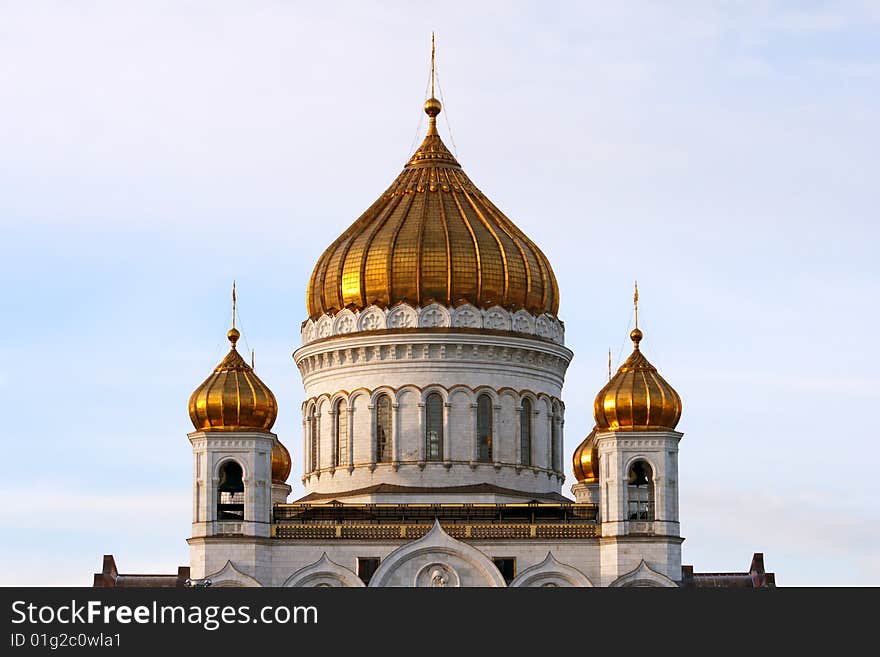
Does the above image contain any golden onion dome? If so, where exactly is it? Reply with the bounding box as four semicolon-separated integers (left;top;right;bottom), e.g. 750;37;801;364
188;327;278;432
306;95;559;320
594;328;682;432
572;429;599;483
271;438;292;484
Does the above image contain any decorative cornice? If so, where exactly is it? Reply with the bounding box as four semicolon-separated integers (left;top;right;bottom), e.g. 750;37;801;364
301;302;564;346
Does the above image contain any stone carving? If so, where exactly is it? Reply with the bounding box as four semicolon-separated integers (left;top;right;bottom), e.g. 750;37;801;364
316;315;333;339
484;306;511;331
512;310;534;334
418;303;451;328
451;304;482;328
535;314;551;338
387;305;417;329
357;307;386;332
301;303;565;346
430;568;449;587
333;309;356;334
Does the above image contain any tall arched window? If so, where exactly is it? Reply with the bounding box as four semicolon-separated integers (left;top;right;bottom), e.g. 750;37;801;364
425;393;443;461
375;395;391;463
520;398;532;466
334;399;348;468
309;406;318;472
477;394;493;462
551;402;560;471
217;461;244;521
627;460;655;521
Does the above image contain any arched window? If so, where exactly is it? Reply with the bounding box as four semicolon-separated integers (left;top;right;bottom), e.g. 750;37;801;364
477;394;493;462
627;460;655;521
550;402;560;471
375;395;391;463
309;406;318;472
425;393;443;461
217;461;244;521
520;398;532;466
334;399;348;468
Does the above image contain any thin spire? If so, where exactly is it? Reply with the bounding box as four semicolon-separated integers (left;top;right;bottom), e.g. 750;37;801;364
608;348;612;380
251;348;255;369
423;33;442;136
232;280;237;330
633;280;639;330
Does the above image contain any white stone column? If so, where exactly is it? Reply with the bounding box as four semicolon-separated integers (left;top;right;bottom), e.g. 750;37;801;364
442;401;451;463
328;407;337;470
392;401;400;468
470;402;479;465
367;402;376;469
417;400;426;463
514;404;522;466
347;401;355;472
492;401;502;465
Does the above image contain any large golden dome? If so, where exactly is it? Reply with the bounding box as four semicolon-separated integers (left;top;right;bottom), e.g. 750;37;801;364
306;96;559;319
572;429;599;483
594;328;682;432
188;327;278;432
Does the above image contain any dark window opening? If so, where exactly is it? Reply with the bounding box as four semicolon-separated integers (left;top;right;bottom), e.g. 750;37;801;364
376;395;392;463
627;460;655;521
217;461;244;521
520;398;532;466
357;557;380;585
477;394;493;462
493;557;516;584
425;393;443;461
334;399;348;467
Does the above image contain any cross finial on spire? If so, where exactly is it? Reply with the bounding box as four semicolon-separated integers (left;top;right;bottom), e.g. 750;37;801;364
232;280;237;330
424;33;442;135
633;280;639;330
227;281;240;348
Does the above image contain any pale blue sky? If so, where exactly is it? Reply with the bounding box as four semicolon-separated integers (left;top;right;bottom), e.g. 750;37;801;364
1;1;878;585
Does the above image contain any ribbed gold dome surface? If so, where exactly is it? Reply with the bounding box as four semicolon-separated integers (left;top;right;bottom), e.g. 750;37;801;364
572;429;599;483
271;438;291;484
188;328;278;432
594;328;682;432
306;97;559;319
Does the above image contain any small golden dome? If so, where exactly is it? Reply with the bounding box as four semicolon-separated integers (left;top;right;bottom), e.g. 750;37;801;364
306;94;559;320
572;429;599;483
188;329;278;432
271;438;291;484
594;328;682;432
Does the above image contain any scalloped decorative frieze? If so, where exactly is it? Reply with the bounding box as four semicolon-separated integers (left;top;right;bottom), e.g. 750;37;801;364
301;303;565;346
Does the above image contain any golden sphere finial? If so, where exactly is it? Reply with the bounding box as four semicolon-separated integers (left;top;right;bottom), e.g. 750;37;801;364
630;327;643;348
424;96;442;118
227;327;240;348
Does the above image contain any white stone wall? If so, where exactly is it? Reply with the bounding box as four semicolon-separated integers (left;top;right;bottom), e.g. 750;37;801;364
189;536;605;587
293;331;573;498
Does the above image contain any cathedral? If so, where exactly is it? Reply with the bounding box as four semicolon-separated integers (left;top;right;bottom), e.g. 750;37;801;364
94;54;774;589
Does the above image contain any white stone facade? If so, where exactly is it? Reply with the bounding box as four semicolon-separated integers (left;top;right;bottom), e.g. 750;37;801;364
185;303;688;587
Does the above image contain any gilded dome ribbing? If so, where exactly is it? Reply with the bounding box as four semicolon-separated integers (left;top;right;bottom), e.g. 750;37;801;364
188;328;278;432
594;328;682;432
306;97;559;320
